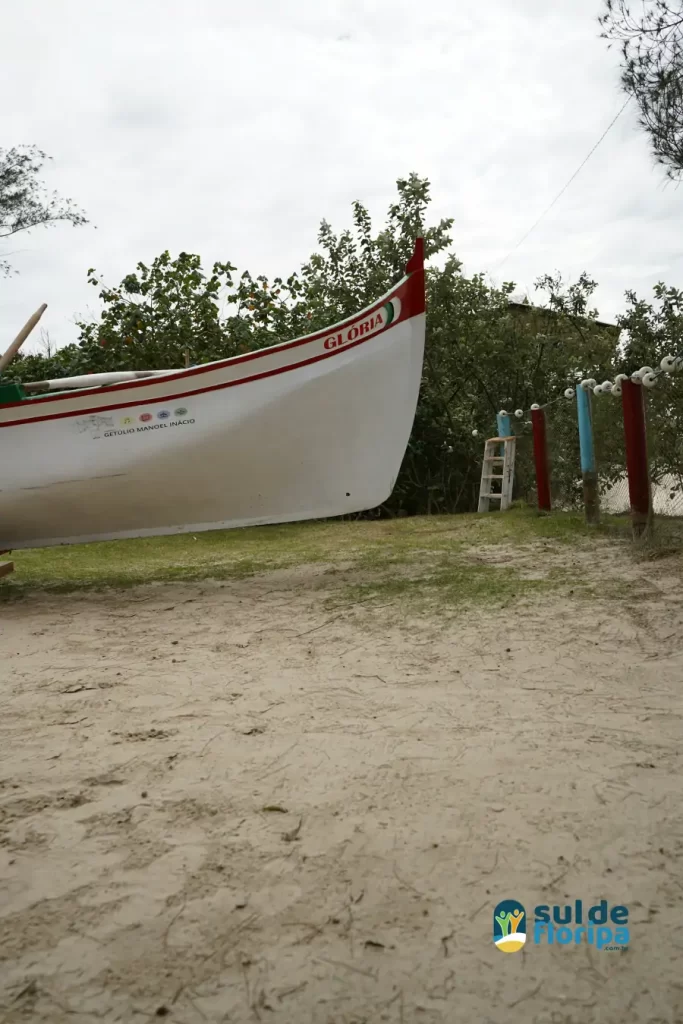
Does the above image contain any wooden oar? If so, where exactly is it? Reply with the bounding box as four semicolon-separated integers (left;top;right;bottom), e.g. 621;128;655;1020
0;304;48;374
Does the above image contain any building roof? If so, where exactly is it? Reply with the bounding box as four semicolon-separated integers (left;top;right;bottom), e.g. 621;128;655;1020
507;299;618;333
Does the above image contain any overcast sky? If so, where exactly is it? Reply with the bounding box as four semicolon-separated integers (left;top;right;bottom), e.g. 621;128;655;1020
1;0;680;353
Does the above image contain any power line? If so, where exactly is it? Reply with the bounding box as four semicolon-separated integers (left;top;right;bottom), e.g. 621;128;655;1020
496;96;632;271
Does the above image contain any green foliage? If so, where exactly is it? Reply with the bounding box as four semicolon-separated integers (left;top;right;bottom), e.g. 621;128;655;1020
228;173;455;344
6;172;682;516
600;0;683;179
618;282;683;369
526;273;619;506
556;280;683;502
615;285;683;491
73;252;244;372
404;262;617;514
0;146;87;276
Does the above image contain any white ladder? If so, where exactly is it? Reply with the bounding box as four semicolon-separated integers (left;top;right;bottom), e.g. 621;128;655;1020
478;437;516;512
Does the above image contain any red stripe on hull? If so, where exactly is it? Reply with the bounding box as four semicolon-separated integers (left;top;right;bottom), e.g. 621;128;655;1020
0;247;425;428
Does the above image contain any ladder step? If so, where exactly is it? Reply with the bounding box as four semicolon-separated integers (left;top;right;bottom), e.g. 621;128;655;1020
479;436;516;513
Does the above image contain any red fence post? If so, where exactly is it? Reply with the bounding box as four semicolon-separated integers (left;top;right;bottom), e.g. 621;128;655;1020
621;379;652;536
531;407;552;512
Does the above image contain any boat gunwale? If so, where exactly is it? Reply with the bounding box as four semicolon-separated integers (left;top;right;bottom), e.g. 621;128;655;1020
1;268;417;414
0;303;425;430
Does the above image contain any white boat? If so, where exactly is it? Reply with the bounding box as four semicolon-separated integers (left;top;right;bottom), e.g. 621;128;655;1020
0;240;426;549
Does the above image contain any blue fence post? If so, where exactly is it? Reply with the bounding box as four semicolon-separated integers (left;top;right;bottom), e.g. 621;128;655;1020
576;385;599;523
496;412;512;438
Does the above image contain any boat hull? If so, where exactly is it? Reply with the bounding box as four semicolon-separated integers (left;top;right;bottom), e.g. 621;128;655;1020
0;259;425;549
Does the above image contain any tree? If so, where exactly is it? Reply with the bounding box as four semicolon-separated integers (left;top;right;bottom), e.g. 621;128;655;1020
411;268;617;514
600;0;683;179
269;176;616;514
612;282;683;491
0;146;88;275
2;174;626;515
73;251;241;373
227;172;455;343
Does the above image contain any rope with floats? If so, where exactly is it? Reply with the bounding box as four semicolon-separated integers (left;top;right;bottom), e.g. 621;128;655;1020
471;348;683;534
471;351;683;437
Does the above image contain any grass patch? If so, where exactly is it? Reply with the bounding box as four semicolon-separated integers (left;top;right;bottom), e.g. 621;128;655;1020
336;559;561;612
630;517;683;561
0;504;656;602
0;531;326;597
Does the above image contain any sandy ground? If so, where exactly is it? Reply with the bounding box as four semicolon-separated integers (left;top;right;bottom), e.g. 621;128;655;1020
1;543;682;1023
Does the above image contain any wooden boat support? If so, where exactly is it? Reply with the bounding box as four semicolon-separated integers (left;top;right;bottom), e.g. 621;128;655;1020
0;239;426;550
0;551;14;578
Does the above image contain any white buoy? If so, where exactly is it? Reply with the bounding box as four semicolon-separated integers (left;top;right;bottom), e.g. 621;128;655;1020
611;385;622;397
642;372;657;389
594;385;604;395
514;409;524;419
579;380;591;391
660;355;677;372
564;387;575;399
631;370;643;383
586;378;597;389
601;380;613;393
530;403;540;411
472;429;479;437
498;409;508;417
614;373;629;385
